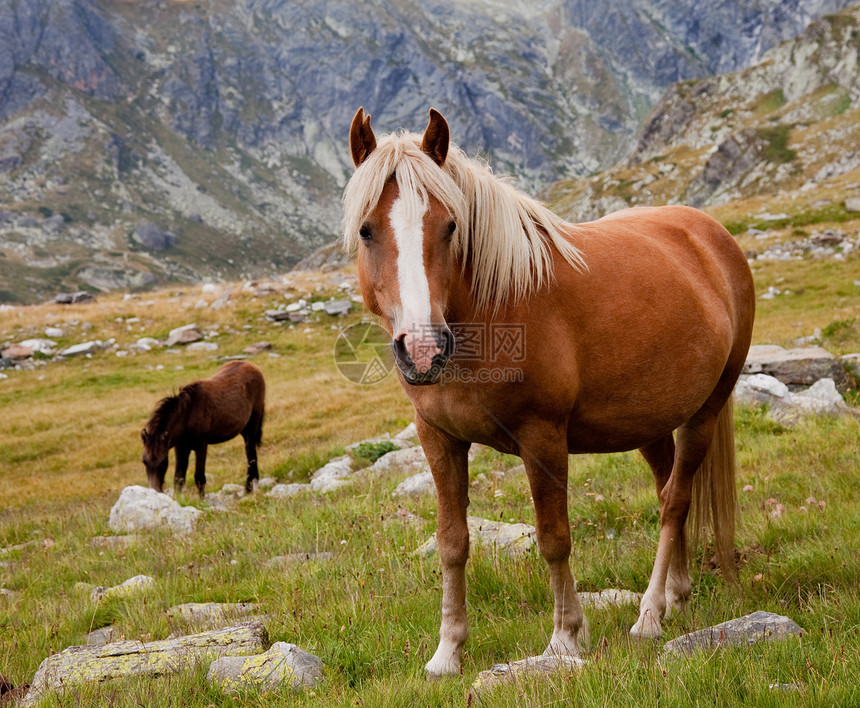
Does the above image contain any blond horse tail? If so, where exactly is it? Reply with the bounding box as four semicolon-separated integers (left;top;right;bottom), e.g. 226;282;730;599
689;397;737;579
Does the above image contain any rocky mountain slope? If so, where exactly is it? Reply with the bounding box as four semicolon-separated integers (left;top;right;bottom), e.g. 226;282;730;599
0;0;854;303
549;5;860;231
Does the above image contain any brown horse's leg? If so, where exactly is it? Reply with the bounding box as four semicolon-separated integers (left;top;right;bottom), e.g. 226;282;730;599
242;416;261;493
639;434;691;617
174;445;190;494
194;445;208;497
521;428;587;658
418;417;471;678
631;409;720;638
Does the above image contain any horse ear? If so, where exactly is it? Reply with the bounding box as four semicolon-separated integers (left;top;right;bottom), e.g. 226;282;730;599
349;107;377;167
421;108;449;167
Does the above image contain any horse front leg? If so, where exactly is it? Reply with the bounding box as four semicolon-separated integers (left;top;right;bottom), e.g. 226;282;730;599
193;444;208;497
174;445;190;495
417;417;471;678
521;428;588;658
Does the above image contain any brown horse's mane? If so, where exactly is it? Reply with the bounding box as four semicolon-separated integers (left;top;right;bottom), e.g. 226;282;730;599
342;130;587;311
145;384;198;437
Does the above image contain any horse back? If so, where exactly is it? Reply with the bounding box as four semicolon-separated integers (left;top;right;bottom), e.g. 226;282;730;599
184;361;265;443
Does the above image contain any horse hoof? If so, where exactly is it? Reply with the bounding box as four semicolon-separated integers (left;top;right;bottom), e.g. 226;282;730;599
425;657;460;678
630;616;663;639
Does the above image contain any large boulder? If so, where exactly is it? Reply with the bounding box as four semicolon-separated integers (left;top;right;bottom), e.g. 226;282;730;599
22;621;268;706
132;222;176;251
165;323;204;346
743;345;847;389
108;485;202;535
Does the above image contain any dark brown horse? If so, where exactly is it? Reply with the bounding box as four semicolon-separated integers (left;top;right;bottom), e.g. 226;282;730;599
141;361;265;496
343;107;755;675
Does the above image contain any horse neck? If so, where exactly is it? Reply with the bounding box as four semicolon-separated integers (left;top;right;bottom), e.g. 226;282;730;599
156;394;190;444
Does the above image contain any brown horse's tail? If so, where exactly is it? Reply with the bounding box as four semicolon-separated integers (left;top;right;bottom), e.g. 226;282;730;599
689;397;737;579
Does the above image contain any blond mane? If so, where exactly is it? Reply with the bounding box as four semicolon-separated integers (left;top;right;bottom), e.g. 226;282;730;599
342;131;586;311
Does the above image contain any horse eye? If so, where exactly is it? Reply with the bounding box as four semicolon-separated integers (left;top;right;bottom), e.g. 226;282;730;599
359;225;372;241
446;221;457;236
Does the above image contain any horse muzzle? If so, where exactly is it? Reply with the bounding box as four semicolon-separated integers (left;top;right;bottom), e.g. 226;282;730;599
392;325;454;385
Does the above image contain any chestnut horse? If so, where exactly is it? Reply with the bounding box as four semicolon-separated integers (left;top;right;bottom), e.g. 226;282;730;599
343;107;755;676
141;361;265;496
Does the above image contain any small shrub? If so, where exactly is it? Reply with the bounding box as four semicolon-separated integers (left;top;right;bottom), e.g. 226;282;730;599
352;440;398;467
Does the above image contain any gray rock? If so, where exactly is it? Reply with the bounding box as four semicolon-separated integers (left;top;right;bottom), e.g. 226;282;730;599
392;471;436;497
0;343;32;360
578;588;642;610
20;338;56;355
132;222;176;251
323;299;352;316
309;455;353;493
54;292;96;305
206;641;323;693
266;483;310;498
417;516;536;558
470;655;586;696
23;621;268;706
663;611;803;654
165;323;203;346
256;476;278;490
84;626;122;647
842;353;860;380
90;575;155;603
367;446;428;477
166;602;258;627
60;341;101;357
844;197;860;213
186;341;218;352
108;485;203;535
743;345;847;389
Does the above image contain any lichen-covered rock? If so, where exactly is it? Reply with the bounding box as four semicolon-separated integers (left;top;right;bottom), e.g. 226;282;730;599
470;655;586;696
663;611;803;654
206;642;323;693
23;621;268;706
416;516;536;558
109;485;202;535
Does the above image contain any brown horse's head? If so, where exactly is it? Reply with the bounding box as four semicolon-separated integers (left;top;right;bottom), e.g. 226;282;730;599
140;427;169;492
346;107;462;385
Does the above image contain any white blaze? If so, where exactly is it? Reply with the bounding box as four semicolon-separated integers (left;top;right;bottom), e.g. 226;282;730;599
390;185;440;372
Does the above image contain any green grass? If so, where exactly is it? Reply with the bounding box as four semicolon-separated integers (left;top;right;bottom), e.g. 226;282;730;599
1;278;859;706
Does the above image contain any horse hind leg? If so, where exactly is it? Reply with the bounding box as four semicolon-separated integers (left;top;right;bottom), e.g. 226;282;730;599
631;403;727;639
194;445;208;497
639;434;692;620
242;412;263;493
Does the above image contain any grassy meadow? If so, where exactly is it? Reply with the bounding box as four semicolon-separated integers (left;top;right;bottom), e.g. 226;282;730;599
1;253;860;706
